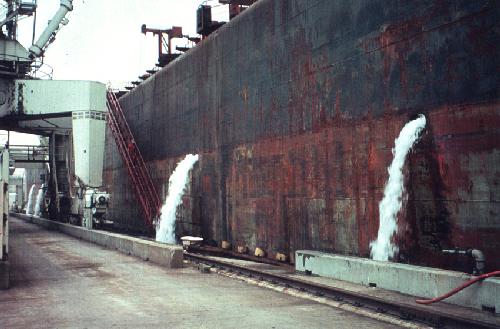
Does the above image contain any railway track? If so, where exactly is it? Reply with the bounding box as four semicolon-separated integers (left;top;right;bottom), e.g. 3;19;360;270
185;252;498;329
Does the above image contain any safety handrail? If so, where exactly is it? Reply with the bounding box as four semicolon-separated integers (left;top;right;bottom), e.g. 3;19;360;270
106;90;161;227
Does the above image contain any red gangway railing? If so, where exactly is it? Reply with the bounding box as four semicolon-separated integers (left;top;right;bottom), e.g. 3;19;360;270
106;90;162;227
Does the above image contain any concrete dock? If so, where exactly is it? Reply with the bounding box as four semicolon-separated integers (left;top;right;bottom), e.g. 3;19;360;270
0;217;401;329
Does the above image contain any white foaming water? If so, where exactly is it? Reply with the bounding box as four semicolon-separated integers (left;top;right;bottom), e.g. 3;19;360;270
25;184;35;215
370;115;426;261
156;154;199;244
34;186;45;217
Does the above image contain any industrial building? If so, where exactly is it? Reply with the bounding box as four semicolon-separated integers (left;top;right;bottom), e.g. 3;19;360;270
1;0;499;328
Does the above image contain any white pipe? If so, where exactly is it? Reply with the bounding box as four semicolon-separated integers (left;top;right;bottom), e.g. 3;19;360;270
442;248;486;275
29;0;73;58
470;249;485;274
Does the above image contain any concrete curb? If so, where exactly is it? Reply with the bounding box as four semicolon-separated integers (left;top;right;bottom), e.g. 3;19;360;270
0;260;9;289
16;214;183;268
296;250;499;313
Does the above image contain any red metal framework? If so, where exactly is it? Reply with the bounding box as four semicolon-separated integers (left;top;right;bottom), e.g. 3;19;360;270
106;90;162;227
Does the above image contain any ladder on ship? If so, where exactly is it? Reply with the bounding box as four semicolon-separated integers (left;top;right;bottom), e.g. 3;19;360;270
106;90;162;227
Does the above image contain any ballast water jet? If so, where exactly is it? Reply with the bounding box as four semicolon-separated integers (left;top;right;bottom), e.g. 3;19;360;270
34;185;45;217
25;184;35;215
156;154;199;244
370;115;426;261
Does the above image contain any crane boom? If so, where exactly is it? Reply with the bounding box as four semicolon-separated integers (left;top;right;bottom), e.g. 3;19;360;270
29;0;73;58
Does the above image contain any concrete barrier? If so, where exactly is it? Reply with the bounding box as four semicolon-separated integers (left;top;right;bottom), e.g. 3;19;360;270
18;215;183;268
296;250;500;313
0;260;8;289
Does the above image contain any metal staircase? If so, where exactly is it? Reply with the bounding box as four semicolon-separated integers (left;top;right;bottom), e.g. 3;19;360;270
106;90;162;227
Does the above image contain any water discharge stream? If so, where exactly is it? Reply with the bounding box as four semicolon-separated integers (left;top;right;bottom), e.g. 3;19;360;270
370;115;426;261
34;186;45;217
25;184;35;215
156;154;199;244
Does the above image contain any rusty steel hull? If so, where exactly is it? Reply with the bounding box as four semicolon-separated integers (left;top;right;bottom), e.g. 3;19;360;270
103;0;500;271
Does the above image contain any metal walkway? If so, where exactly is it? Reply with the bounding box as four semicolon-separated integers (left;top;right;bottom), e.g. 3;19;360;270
7;144;49;164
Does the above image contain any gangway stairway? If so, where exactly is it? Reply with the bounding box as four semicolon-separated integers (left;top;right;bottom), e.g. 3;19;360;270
106;90;162;227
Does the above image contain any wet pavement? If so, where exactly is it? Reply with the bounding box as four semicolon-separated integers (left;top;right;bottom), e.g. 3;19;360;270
0;217;401;329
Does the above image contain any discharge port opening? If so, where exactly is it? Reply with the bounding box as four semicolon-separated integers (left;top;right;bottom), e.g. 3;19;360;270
481;305;495;314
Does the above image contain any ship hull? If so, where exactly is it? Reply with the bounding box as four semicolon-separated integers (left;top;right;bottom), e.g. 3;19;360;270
104;0;500;271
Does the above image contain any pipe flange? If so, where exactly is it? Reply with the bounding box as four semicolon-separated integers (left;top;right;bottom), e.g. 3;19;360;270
60;0;73;11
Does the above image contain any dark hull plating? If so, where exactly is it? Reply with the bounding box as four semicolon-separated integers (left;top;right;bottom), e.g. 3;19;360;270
103;0;500;271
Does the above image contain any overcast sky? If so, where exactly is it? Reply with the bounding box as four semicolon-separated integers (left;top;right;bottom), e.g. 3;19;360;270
2;0;228;145
18;0;228;87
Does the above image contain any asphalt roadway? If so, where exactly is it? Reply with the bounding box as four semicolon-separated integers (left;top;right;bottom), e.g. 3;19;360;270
0;217;401;328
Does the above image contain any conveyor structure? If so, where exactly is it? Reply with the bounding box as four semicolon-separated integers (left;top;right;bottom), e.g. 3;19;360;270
0;1;110;231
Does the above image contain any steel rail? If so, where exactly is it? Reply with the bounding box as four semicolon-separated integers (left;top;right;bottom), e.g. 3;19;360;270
185;252;498;329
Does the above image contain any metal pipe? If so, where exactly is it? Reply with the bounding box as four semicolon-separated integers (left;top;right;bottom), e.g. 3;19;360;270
29;0;73;58
6;0;16;38
470;249;485;275
442;248;486;275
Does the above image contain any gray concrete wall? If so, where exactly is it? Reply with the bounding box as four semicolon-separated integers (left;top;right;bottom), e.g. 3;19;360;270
0;260;8;289
296;250;500;313
15;214;183;269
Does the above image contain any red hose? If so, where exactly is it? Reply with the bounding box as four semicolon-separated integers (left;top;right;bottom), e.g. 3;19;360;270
416;270;500;305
